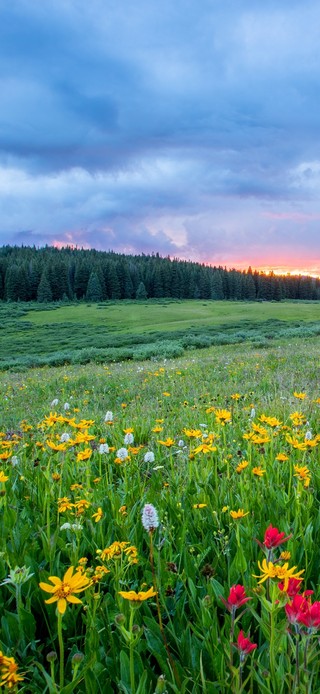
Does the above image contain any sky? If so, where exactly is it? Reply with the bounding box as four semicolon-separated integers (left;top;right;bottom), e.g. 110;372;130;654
1;0;320;275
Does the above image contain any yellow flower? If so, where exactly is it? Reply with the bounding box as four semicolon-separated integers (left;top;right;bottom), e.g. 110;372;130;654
119;505;127;515
0;654;24;689
183;428;202;438
92;507;103;523
58;497;75;513
39;566;91;615
231;393;241;400
214;409;232;424
294;465;311;487
286;435;307;450
252;466;265;477
259;415;282;427
193;503;207;508
76;448;92;462
162;392;171;397
118;586;157;602
253;559;304;591
222;506;229;513
152;426;163;433
253;559;278;583
230;509;249;519
236;460;249;473
158;438;175;447
192;443;216;455
275;453;289;462
74;499;91;514
46;440;67;452
123;427;134;434
293;392;307;400
0;471;9;483
280;551;291;561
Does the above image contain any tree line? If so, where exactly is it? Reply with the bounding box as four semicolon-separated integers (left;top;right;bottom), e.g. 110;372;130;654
0;244;319;303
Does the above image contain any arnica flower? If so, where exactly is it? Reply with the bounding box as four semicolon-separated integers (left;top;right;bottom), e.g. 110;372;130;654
276;453;289;462
293;392;307;400
253;559;304;592
39;566;91;615
92;507;103;523
263;525;292;549
0;653;24;689
236;630;257;655
230;509;249;519
252;466;265;477
142;503;159;532
118;586;157;602
236;460;249;473
193;503;207;509
221;585;251;612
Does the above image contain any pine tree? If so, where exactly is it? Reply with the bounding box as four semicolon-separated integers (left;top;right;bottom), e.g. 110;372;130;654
86;271;103;301
136;281;148;300
37;270;53;303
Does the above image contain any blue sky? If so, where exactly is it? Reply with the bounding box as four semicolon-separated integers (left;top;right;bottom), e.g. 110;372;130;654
1;0;320;273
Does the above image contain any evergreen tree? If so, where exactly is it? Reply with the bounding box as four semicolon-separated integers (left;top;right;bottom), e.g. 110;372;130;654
86;271;104;301
37;270;53;302
136;281;148;300
211;272;224;299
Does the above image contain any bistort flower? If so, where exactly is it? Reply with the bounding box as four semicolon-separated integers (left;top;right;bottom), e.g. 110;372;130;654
142;503;159;532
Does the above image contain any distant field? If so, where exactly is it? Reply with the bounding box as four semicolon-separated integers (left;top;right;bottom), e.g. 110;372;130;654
24;299;320;332
1;299;320;370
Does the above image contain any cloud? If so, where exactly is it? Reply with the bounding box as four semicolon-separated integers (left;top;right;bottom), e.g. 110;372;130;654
1;0;320;271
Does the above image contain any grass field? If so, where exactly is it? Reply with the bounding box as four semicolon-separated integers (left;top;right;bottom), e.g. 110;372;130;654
1;299;320;370
0;336;320;691
24;299;320;331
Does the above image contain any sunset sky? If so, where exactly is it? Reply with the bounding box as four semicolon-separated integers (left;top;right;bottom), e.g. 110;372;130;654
1;0;320;274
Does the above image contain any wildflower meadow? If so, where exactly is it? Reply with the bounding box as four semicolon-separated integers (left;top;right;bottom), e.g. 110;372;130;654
0;336;320;692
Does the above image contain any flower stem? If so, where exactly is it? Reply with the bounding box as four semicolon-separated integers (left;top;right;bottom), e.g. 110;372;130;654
57;611;64;690
129;607;135;694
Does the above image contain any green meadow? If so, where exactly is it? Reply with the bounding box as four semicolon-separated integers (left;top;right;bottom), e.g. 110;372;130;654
1;301;320;692
1;317;320;691
1;299;320;370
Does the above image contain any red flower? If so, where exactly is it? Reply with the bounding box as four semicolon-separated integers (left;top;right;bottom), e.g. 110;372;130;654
236;630;257;655
278;577;308;597
297;600;320;629
285;594;307;624
221;585;251;612
263;525;291;549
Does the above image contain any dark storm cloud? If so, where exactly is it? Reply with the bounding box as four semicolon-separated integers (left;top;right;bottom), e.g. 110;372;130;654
1;0;320;270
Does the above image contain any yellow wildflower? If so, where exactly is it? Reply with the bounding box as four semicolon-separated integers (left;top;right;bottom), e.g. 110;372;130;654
118;586;157;602
76;448;92;462
293;392;307;400
230;509;249;519
193;503;207;508
275;453;289;462
39;565;91;615
236;460;249;473
92;507;103;523
158;438;175;447
252;466;265;477
0;471;9;483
